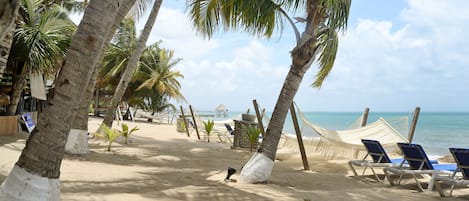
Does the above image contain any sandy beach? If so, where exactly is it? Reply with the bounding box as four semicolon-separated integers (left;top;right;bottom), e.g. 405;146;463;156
1;117;468;201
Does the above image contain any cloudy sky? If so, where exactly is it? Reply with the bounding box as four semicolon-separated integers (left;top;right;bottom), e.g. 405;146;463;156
137;0;469;112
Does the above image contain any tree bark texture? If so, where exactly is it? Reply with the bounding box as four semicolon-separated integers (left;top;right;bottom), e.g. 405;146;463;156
6;69;26;115
257;1;321;161
72;0;136;131
0;0;19;41
14;0;120;178
102;0;163;127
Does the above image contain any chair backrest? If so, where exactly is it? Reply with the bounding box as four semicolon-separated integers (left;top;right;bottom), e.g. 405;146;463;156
224;123;234;135
449;148;469;180
398;143;434;170
361;139;392;163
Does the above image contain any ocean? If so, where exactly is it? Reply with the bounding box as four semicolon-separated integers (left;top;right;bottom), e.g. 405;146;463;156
208;111;469;157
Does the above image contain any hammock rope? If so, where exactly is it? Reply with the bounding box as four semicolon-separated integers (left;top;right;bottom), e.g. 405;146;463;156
294;103;409;159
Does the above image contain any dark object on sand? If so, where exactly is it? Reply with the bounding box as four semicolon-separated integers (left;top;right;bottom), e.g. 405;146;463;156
225;167;236;182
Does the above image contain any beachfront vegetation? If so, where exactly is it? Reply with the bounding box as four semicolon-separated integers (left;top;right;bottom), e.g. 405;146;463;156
96;15;184;121
203;120;215;142
187;0;350;182
245;124;262;152
101;0;163;127
121;123;139;144
6;0;76;115
0;2;120;199
96;124;123;151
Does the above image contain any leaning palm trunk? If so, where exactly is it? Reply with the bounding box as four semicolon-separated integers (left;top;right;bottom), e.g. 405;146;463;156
240;41;315;182
66;0;137;155
240;1;348;183
0;1;119;200
102;0;163;127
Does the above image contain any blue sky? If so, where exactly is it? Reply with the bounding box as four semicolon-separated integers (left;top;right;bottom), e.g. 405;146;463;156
139;0;469;112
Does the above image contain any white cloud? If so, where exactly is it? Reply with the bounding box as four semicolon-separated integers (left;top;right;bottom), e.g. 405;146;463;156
144;7;221;60
151;1;469;112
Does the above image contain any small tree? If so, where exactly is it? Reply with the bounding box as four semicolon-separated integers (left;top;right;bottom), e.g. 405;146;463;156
121;123;139;144
96;125;122;151
203;120;214;143
245;124;262;152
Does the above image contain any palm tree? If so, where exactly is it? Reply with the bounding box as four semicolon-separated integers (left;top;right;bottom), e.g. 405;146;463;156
101;0;163;127
65;0;137;155
6;0;76;115
187;0;350;182
0;0;120;199
135;46;185;102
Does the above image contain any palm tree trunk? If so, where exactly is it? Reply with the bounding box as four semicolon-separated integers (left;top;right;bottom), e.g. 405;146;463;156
6;69;27;115
0;0;19;41
240;3;322;183
0;28;14;74
66;0;136;155
0;1;119;200
102;0;163;127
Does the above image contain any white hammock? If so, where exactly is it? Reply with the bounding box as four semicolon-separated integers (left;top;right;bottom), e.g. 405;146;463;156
296;104;409;159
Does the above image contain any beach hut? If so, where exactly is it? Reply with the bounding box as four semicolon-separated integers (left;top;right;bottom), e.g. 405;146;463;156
215;104;228;118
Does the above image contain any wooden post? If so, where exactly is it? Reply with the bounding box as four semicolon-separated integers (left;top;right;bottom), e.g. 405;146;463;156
355;107;370;158
180;106;190;138
408;107;421;143
252;99;266;136
189;105;201;140
361;107;370;127
290;103;310;170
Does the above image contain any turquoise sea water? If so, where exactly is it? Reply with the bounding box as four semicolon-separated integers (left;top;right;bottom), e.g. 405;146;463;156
207;111;469;156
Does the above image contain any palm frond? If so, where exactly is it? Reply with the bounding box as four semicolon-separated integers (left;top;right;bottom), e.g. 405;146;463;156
312;27;339;88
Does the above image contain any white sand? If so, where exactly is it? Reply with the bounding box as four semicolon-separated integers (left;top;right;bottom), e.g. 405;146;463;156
1;116;468;200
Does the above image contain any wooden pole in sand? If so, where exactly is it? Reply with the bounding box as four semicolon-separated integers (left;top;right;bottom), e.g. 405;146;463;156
252;99;266;137
361;107;370;127
180;106;190;138
354;107;370;158
408;107;421;143
189;105;201;140
290;103;310;170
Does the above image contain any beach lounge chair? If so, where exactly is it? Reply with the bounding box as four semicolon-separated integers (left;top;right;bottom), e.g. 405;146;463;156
433;148;469;197
383;143;457;192
348;139;405;181
224;123;234;135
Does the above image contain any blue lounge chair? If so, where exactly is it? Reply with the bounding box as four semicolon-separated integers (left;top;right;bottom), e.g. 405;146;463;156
434;148;469;197
383;143;457;192
224;123;234;135
349;139;406;181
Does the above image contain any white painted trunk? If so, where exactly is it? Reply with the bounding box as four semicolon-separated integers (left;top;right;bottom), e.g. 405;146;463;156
239;152;274;183
65;129;89;154
0;165;60;201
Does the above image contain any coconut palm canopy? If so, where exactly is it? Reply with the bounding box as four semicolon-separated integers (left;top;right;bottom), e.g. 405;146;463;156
187;0;351;182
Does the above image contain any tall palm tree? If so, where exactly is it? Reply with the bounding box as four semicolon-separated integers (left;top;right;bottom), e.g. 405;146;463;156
6;0;76;115
135;46;185;102
187;0;350;182
101;0;163;127
0;1;120;199
65;0;137;155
